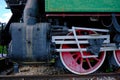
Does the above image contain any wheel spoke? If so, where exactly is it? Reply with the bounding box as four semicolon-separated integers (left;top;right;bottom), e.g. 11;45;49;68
86;58;92;68
75;55;80;62
79;58;85;72
93;58;100;62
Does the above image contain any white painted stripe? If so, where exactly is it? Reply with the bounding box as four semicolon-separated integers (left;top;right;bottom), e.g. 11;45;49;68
70;27;109;32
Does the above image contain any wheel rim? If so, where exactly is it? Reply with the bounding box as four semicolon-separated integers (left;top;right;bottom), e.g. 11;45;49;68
114;50;120;66
60;30;106;75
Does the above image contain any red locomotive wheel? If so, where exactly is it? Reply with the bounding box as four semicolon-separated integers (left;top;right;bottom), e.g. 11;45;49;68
114;50;120;66
60;30;106;75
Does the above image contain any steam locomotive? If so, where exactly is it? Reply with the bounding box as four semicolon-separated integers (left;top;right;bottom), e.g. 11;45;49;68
2;0;120;75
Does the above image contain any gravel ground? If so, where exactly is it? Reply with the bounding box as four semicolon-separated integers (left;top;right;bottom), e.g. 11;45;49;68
15;65;65;75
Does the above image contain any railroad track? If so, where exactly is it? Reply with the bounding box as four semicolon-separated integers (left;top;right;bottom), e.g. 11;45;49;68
0;72;120;80
0;60;120;80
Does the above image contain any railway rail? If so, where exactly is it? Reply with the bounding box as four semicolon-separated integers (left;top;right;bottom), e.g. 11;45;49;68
0;59;120;80
0;73;120;80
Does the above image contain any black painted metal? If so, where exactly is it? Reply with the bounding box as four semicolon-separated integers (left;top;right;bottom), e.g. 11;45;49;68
87;39;104;55
0;58;13;74
112;14;120;48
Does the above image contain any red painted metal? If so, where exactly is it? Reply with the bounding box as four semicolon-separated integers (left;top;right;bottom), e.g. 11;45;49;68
60;30;106;75
114;50;120;66
46;13;120;17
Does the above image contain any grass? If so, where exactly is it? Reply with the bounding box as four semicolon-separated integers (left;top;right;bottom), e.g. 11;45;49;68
0;45;7;54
